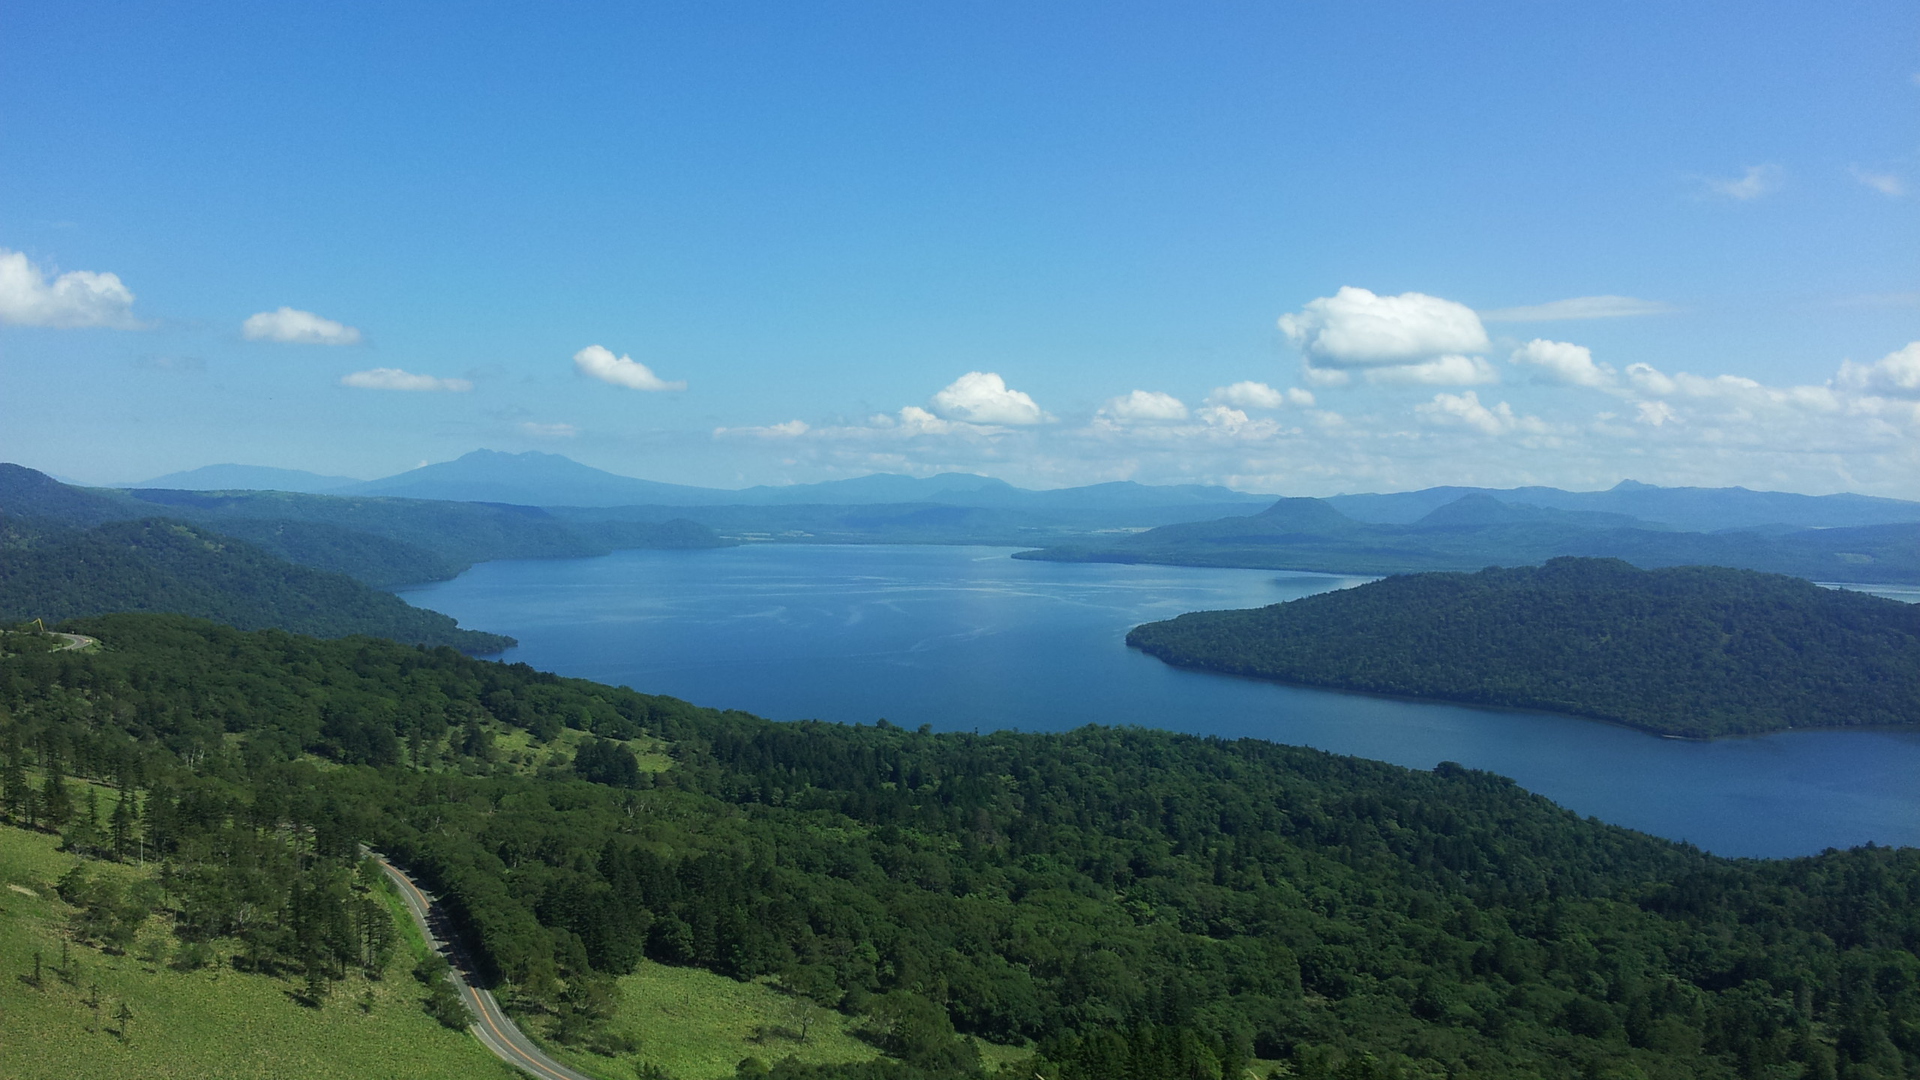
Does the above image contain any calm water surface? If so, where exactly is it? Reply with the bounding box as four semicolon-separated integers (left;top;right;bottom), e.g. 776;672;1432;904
401;545;1920;858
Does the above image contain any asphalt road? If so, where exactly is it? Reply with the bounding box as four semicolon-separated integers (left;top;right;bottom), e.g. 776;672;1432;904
374;854;602;1080
51;632;96;651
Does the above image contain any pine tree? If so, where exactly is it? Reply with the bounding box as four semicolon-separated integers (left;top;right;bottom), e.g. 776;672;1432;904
40;756;72;830
109;785;137;860
0;729;26;823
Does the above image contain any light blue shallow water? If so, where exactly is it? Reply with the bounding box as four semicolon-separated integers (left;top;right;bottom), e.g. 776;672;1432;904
400;545;1920;858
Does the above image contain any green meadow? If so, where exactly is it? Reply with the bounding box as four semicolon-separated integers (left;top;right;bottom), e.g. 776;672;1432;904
531;960;885;1080
0;822;517;1080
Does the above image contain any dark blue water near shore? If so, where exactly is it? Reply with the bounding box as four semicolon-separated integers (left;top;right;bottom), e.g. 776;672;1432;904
399;545;1920;859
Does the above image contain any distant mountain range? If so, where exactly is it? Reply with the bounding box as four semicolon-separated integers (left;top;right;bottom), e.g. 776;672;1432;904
125;450;1276;511
129;463;364;495
1019;490;1920;584
119;451;1920;533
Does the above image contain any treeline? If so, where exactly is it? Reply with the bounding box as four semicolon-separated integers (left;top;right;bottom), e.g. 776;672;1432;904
1128;557;1920;737
0;516;514;652
1;613;1916;1079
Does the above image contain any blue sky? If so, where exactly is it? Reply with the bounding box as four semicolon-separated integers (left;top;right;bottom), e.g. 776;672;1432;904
2;2;1916;495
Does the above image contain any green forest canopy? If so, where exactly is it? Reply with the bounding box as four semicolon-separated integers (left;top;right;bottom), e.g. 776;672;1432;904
1;612;1915;1080
1127;558;1920;738
0;517;513;652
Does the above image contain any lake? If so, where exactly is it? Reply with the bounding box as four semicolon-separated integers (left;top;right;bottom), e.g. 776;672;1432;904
400;544;1920;859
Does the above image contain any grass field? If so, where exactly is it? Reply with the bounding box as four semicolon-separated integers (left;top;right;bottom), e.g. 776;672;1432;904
534;961;886;1080
532;960;1038;1080
0;822;518;1080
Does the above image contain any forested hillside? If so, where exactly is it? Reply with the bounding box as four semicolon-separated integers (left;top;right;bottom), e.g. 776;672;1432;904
0;518;512;651
0;463;731;588
1128;558;1920;737
3;613;1915;1079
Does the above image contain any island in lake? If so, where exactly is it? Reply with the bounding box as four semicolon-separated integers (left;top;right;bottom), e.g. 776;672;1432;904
1127;557;1920;738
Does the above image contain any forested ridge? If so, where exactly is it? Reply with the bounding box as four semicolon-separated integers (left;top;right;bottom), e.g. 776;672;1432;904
0;462;730;589
1;613;1915;1079
1127;558;1920;738
0;516;513;652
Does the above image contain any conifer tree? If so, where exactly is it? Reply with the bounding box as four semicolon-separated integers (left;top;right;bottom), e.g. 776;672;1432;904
109;784;137;860
0;728;26;823
40;756;72;829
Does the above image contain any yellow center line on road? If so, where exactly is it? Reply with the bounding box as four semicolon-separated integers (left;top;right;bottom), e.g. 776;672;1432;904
379;857;587;1080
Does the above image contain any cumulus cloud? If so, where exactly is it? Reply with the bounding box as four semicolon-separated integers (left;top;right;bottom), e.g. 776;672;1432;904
928;371;1050;425
573;344;686;391
518;421;579;438
1511;339;1616;388
0;248;140;328
1364;354;1499;386
243;307;362;345
1480;296;1675;322
339;368;472;392
1700;164;1781;201
1101;390;1188;422
1625;363;1678;396
1850;167;1906;198
1206;381;1312;409
1415;391;1548;436
1837;342;1920;398
1279;287;1489;368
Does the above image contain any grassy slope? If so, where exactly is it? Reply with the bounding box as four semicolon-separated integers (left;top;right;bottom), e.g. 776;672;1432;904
0;823;517;1080
535;962;885;1080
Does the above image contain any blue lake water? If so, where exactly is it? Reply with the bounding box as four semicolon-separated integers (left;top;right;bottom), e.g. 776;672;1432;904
400;544;1920;859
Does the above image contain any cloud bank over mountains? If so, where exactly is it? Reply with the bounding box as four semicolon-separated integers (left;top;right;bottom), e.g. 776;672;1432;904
5;250;1913;496
705;286;1920;497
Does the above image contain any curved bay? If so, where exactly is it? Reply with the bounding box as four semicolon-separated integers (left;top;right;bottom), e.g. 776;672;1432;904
400;544;1920;858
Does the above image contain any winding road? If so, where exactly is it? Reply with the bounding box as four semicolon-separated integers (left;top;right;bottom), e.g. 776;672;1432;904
374;854;602;1080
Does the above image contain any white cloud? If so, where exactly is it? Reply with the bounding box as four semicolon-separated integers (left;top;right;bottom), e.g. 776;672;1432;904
1415;391;1548;437
1636;400;1678;427
1837;342;1920;398
1700;164;1781;201
0;248;139;328
1279;286;1488;368
1850;166;1906;198
928;371;1050;425
1206;381;1313;409
1625;363;1678;396
518;421;579;439
714;419;810;438
339;368;472;392
243;307;362;345
1101;390;1189;422
1195;405;1249;428
573;344;686;391
1511;339;1616;388
1480;296;1675;322
1364;354;1499;386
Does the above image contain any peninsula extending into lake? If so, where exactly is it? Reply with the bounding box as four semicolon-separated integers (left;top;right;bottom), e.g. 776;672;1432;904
1127;557;1920;739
